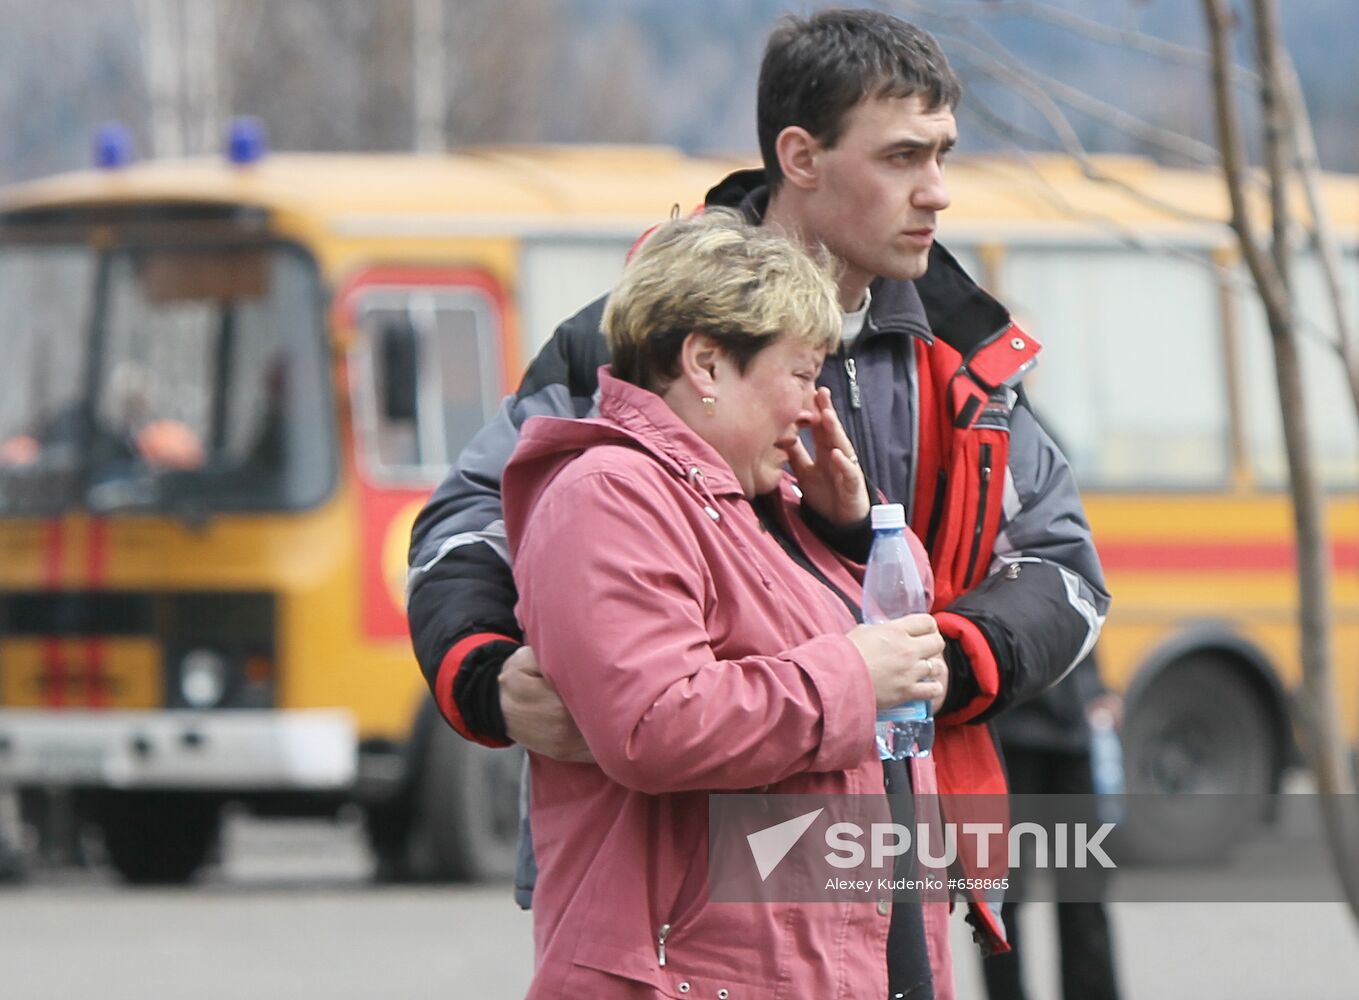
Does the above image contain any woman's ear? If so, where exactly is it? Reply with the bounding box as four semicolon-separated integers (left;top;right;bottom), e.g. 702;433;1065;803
677;332;723;395
775;125;820;192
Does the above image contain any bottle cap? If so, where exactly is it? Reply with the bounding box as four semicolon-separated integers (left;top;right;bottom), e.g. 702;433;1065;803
1088;706;1116;730
870;503;906;530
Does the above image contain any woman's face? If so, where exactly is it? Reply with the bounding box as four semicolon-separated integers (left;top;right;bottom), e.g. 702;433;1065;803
705;336;826;497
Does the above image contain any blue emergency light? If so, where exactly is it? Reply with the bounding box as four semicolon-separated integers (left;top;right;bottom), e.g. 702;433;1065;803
93;123;134;170
227;117;268;165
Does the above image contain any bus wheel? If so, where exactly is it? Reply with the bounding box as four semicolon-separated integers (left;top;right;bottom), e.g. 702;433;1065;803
1116;655;1278;864
403;719;523;882
96;791;221;884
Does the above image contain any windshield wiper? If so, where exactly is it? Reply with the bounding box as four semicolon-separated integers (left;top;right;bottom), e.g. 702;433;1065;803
86;475;160;515
85;474;214;531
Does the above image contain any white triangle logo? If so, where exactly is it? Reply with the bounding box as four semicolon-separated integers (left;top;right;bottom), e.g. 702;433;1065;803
746;808;823;882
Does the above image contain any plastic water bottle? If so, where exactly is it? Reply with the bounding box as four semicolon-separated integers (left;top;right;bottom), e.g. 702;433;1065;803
1088;705;1126;825
863;503;934;760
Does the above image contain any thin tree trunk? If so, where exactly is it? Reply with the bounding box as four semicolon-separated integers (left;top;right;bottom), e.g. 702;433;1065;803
412;0;447;153
136;0;184;159
183;0;220;156
1205;0;1359;925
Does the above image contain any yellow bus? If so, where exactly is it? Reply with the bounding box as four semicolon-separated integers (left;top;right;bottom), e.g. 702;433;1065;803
0;137;1353;879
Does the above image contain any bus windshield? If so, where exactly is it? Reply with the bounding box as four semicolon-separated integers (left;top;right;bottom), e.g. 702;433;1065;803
0;241;334;517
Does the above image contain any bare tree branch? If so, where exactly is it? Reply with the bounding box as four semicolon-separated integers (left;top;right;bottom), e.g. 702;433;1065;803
960;95;1226;229
1202;0;1288;329
1255;0;1290;291
944;24;1221;167
944;34;1235;227
896;0;1258;87
951;15;1341;355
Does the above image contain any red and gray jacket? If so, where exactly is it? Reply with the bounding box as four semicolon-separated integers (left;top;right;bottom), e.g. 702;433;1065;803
406;170;1110;938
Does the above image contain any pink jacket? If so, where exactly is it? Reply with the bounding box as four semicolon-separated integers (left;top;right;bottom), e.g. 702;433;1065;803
503;368;932;999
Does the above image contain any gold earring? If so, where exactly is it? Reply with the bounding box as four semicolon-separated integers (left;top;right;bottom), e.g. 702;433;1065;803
700;395;716;416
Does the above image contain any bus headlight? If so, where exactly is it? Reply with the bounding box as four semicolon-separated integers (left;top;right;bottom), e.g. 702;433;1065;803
179;648;230;708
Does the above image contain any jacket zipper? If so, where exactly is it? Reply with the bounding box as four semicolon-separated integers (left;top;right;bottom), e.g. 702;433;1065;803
844;357;862;410
657;923;671;967
838;355;870;483
923;469;948;554
963;443;992;587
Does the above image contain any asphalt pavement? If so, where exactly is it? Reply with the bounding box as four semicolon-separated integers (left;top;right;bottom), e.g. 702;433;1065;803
0;811;1356;999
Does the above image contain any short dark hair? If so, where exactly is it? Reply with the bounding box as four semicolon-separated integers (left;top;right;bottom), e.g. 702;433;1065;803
757;9;962;193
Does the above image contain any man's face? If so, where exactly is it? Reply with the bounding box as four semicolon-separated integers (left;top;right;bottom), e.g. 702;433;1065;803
802;93;956;290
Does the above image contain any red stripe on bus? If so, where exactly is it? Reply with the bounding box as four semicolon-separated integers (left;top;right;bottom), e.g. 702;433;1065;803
85;519;109;708
42;519;63;587
1098;540;1359;573
42;520;64;707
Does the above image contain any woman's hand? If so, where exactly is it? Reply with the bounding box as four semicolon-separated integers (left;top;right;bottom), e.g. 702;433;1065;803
786;387;870;527
847;613;948;711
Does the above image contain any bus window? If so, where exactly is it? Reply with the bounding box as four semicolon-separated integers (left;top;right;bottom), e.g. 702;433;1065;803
1238;252;1359;490
101;246;334;511
1002;245;1231;490
0;246;96;475
0;242;332;514
520;238;633;356
355;287;502;482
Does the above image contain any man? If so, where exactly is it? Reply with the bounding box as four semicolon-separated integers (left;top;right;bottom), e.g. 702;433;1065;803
981;654;1124;1000
408;9;1109;997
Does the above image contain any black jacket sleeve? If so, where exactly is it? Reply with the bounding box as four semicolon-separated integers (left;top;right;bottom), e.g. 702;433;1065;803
406;296;610;744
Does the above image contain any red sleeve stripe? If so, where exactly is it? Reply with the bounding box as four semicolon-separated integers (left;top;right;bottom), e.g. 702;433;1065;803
434;631;518;749
934;611;1000;724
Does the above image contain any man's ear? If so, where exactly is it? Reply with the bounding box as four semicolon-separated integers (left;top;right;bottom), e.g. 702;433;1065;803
677;332;723;394
775;126;821;192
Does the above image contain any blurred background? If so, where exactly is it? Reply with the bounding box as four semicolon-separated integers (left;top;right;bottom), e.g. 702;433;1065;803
0;1;1356;998
0;0;1356;182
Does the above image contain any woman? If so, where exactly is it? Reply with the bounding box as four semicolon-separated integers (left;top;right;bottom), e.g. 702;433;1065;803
503;211;944;998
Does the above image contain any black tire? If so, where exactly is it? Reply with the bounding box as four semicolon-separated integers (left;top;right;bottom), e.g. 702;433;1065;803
401;720;524;882
96;791;221;885
1116;656;1279;865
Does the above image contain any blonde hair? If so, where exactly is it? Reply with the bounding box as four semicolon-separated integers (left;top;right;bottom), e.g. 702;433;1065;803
602;209;842;390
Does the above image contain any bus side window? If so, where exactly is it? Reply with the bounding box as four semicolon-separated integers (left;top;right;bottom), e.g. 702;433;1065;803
1238;252;1359;490
355;286;503;482
1002;245;1230;490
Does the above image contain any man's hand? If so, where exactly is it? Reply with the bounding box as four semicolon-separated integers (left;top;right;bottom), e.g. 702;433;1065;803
787;387;870;528
0;434;39;467
136;419;206;470
499;645;594;762
930;656;950;716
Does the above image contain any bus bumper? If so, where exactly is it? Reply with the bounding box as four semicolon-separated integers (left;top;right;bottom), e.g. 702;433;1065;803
0;709;357;790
